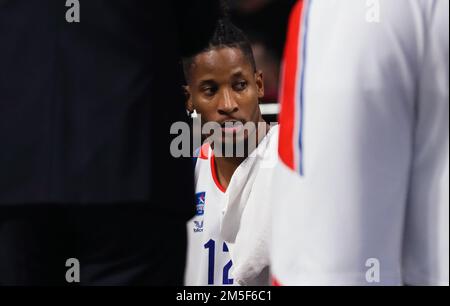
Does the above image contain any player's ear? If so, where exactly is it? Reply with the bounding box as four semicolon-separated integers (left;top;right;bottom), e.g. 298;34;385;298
183;85;194;113
255;70;265;99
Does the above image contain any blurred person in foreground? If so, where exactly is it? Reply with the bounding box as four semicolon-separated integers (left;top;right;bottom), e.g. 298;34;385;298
272;0;449;286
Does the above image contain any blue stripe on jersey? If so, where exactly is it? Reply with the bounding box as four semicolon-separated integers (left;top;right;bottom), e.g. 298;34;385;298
298;0;312;176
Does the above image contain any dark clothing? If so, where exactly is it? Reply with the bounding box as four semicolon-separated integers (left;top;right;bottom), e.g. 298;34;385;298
0;205;187;286
0;0;219;207
0;0;220;285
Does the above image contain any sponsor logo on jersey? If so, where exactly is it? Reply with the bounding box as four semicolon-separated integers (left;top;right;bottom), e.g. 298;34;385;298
193;220;204;233
195;192;206;216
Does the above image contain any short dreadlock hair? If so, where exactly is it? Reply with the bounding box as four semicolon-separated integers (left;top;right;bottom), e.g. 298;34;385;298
182;19;257;83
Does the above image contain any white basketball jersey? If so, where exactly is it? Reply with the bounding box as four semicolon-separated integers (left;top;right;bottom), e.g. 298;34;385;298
185;125;279;286
272;0;449;286
184;144;234;286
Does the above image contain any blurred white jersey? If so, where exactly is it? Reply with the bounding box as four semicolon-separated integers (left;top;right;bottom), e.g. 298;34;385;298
272;0;449;285
185;126;279;286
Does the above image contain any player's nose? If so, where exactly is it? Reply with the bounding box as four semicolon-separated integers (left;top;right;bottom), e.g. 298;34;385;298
217;89;238;115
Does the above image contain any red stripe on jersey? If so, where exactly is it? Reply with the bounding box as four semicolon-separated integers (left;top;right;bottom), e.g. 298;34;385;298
278;0;304;170
199;143;210;160
272;277;283;286
210;154;226;193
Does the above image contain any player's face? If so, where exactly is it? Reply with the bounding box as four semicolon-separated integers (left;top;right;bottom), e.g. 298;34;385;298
185;47;265;147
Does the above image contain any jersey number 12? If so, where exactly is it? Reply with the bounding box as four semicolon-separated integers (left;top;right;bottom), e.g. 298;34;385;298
204;239;233;285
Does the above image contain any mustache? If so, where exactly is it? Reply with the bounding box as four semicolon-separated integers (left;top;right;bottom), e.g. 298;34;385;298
218;119;246;128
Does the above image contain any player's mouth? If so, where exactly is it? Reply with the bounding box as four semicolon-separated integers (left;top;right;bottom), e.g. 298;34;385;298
220;120;245;134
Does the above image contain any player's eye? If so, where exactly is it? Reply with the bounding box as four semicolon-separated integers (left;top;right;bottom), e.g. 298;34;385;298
233;80;247;92
201;85;218;97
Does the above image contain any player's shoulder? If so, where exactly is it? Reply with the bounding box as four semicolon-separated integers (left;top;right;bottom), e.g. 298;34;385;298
193;142;212;172
193;143;211;162
259;124;279;164
268;124;279;142
264;124;280;153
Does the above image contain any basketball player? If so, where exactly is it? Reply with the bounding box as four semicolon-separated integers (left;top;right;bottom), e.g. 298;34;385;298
182;19;279;286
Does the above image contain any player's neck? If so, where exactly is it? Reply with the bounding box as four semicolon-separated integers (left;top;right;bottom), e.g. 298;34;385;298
213;156;245;191
214;121;270;191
